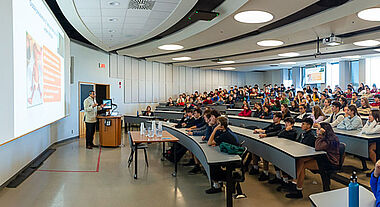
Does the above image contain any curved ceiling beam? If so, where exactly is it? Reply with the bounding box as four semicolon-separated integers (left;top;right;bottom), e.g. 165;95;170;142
140;0;349;60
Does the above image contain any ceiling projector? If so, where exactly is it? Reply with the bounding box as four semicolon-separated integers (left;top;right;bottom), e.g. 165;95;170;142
322;34;343;46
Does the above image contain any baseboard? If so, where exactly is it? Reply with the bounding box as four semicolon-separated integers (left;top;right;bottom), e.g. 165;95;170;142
0;135;79;190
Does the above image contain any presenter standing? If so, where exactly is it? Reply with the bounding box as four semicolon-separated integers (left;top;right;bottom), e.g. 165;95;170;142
84;90;105;149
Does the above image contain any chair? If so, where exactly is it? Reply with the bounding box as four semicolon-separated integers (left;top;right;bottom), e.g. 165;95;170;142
232;146;250;199
127;132;149;168
314;143;346;191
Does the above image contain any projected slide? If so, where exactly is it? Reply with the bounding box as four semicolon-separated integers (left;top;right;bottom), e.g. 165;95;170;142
12;0;66;138
305;66;326;84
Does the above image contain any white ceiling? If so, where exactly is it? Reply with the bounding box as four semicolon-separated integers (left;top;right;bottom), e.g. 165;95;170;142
58;0;380;72
73;0;181;48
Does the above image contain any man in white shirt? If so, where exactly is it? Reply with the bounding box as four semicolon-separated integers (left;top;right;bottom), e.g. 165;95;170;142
321;102;345;127
84;90;106;149
294;104;308;122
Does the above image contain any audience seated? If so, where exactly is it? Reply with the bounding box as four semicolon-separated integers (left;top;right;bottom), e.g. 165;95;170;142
286;123;340;199
238;104;252;117
281;104;291;119
309;105;326;123
143;105;154;116
295;104;308;122
322;99;333;115
358;97;371;115
362;109;380;173
321;102;345;127
337;105;363;130
371;95;380;108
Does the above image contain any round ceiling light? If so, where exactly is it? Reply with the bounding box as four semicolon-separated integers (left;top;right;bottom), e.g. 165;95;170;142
234;11;273;23
221;67;236;70
108;29;116;33
108;1;120;6
217;60;235;64
358;8;380;22
280;62;296;65
341;55;361;59
353;40;380;47
257;40;284;47
158;44;184;51
278;52;300;57
172;57;191;61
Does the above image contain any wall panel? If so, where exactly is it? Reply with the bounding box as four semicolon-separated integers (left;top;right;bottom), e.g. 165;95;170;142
200;69;206;93
192;68;200;92
172;66;179;96
145;61;153;102
185;67;193;94
165;64;173;100
124;56;132;103
138;60;146;102
152;62;160;102
117;55;125;79
131;58;139;103
159;63;166;101
109;53;118;78
179;66;186;93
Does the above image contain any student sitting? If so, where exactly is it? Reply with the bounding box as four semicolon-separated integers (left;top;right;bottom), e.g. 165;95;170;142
280;93;290;105
309;105;326;123
225;96;235;109
176;95;185;106
206;116;239;194
177;109;194;128
321;102;345;127
294;104;308;122
185;109;205;129
273;117;298;188
261;105;273;119
339;97;348;109
289;100;299;112
203;96;213;105
362;109;380;175
142;105;154;116
337;105;363;130
188;110;220;175
358;97;372;115
272;100;281;111
238;104;252;117
322;99;333;115
166;97;175;106
371;95;380;108
286;123;340;198
297;118;317;147
252;102;263;117
281;104;292;119
187;110;211;135
370;160;380;206
182;102;195;112
350;92;361;108
250;113;283;181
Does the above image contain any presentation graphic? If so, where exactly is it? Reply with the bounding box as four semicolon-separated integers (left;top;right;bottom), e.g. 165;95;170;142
305;66;326;84
26;33;43;107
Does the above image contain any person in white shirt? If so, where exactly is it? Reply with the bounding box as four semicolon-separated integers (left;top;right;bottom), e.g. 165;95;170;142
362;109;380;171
84;90;106;149
294;104;308;122
337;105;363;130
321;102;345;127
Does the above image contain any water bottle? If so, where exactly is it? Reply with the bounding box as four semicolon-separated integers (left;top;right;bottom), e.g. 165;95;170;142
137;110;139;117
348;171;359;207
140;122;145;135
157;121;163;138
152;121;156;137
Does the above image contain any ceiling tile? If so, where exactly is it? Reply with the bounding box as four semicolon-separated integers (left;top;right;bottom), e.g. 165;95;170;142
77;8;101;16
100;0;130;9
74;0;101;9
153;2;177;12
101;8;128;16
125;9;152;17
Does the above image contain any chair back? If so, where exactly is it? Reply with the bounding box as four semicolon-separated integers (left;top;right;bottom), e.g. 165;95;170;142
128;131;134;149
338;142;346;168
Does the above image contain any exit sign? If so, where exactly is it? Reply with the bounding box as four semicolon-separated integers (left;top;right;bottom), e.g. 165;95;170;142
99;63;106;69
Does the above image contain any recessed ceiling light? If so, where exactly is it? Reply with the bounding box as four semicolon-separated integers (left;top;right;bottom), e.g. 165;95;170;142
353;40;380;47
221;67;236;70
108;29;116;33
172;57;191;61
278;52;300;57
158;44;184;51
108;18;118;22
234;11;273;23
358;8;380;22
217;60;235;64
374;49;380;52
326;42;341;46
108;1;120;6
280;62;296;65
257;40;284;47
341;55;361;59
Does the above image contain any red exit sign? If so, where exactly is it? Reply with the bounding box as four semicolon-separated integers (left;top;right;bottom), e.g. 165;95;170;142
98;63;106;69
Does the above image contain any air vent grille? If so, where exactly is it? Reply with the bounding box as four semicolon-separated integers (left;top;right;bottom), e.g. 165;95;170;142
128;0;156;10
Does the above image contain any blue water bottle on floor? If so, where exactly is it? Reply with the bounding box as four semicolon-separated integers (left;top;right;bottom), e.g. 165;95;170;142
348;171;359;207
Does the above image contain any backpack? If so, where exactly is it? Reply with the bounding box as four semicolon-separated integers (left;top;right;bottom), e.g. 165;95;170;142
219;142;245;155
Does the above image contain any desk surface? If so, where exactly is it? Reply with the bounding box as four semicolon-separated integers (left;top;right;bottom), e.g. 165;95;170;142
163;123;241;164
154;110;184;114
130;131;179;143
227;115;380;141
309;186;375;207
229;126;326;158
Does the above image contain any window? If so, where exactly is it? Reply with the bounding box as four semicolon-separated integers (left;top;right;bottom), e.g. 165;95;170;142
283;69;293;88
366;57;380;87
350;60;359;90
326;62;339;88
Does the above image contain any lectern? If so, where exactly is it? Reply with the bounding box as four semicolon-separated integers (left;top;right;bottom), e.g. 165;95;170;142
97;116;122;147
